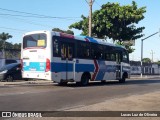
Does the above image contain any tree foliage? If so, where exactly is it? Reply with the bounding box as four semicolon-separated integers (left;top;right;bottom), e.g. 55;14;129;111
154;61;160;65
0;32;12;44
0;32;21;49
0;41;21;49
69;1;146;53
142;58;151;63
52;28;74;35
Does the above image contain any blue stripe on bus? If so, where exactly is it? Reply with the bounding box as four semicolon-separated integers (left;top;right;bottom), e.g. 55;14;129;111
76;64;94;72
51;62;94;72
23;62;118;75
51;63;68;72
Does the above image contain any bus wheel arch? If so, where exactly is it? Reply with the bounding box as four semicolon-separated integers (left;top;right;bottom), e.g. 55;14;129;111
123;72;128;78
119;72;128;83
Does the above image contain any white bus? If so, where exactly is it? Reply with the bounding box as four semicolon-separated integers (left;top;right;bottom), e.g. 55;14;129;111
21;30;130;85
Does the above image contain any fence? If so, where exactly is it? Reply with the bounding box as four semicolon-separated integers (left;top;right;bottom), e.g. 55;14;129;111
130;61;160;75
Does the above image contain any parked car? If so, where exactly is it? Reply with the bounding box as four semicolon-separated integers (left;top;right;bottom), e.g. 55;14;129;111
0;63;22;82
0;59;18;69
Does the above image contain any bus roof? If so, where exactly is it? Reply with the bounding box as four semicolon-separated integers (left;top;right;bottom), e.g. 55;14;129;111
53;31;126;49
23;30;126;50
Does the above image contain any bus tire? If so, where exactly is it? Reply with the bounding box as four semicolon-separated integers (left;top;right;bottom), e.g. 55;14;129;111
119;75;126;83
58;81;68;86
80;74;89;86
101;80;106;83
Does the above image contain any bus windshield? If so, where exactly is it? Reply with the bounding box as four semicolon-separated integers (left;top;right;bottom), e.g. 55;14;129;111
23;33;47;49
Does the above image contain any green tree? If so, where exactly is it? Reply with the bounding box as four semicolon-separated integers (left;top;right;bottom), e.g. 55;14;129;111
5;42;13;49
142;58;151;63
69;1;146;53
0;32;12;49
13;43;21;49
52;28;74;35
155;60;160;65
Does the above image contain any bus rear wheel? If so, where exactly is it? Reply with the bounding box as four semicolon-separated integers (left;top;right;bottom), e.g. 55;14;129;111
80;75;89;86
58;81;68;86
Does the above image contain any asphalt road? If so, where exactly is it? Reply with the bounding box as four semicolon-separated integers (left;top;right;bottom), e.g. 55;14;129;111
0;78;160;111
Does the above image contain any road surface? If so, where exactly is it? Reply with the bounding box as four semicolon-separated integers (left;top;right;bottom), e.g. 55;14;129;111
0;78;160;112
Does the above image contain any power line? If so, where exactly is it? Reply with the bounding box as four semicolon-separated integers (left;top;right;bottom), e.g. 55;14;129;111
85;0;95;5
0;13;80;21
0;7;81;30
85;0;89;4
0;13;81;21
0;26;29;32
1;15;54;28
94;0;101;7
0;7;46;17
0;13;55;18
0;7;81;19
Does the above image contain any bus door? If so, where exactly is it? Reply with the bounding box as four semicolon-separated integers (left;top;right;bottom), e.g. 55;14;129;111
115;51;122;79
60;42;74;80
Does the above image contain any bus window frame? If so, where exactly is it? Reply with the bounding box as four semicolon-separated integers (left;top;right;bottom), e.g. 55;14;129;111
52;35;129;63
53;37;61;57
52;36;75;59
76;40;91;59
23;33;47;49
122;50;129;63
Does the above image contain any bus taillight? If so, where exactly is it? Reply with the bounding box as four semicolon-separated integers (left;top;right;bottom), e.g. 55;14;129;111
45;58;50;72
20;59;23;71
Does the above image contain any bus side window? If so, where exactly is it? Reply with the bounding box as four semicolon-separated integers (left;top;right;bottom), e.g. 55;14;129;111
111;53;116;61
105;53;111;61
91;48;96;59
61;44;66;59
122;51;129;63
116;52;122;63
68;46;73;60
96;45;104;60
53;38;60;57
91;43;100;59
77;41;90;59
105;46;113;61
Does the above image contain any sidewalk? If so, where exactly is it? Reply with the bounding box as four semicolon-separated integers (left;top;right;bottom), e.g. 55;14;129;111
130;75;160;79
0;80;53;86
68;91;160;111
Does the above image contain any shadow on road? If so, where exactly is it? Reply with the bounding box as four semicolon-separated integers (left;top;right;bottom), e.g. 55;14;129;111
2;78;160;89
57;79;160;88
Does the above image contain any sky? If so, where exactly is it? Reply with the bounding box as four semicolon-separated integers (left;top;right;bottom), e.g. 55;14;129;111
0;0;160;62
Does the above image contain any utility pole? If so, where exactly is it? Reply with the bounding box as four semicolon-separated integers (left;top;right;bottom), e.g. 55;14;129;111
86;0;94;37
141;31;159;78
150;50;155;63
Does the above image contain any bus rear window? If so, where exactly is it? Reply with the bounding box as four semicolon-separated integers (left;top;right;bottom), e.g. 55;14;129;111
23;33;47;49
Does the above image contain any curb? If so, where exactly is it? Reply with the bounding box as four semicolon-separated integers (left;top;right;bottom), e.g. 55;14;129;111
0;80;53;86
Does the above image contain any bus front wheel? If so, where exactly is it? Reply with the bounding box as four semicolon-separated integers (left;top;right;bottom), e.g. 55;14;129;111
119;75;126;83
